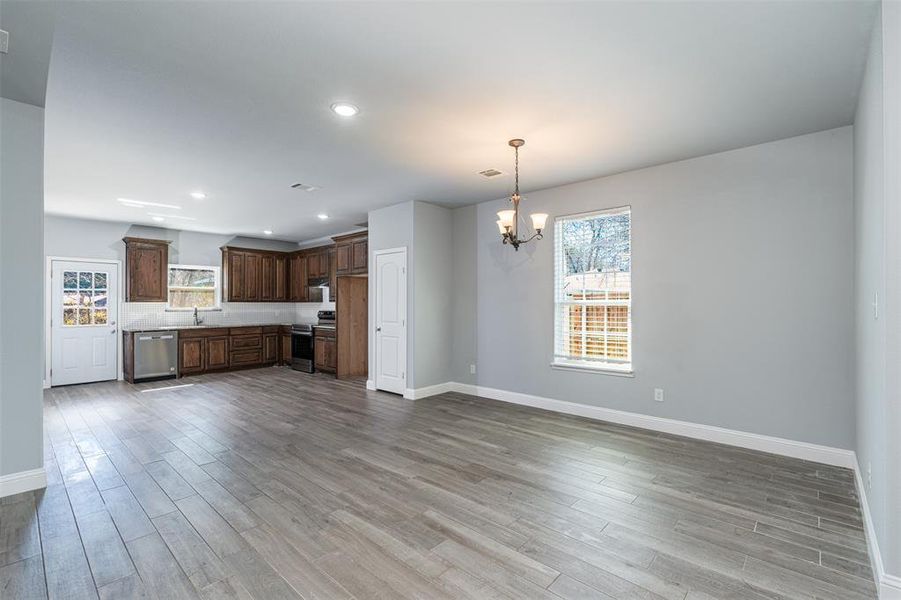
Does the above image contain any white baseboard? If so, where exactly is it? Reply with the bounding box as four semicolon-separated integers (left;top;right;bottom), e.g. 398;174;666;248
404;382;453;400
445;382;856;469
366;379;376;391
0;467;47;498
853;457;901;599
883;574;901;600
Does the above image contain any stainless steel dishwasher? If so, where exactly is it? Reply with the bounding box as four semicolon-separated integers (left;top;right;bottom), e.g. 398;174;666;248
133;330;179;381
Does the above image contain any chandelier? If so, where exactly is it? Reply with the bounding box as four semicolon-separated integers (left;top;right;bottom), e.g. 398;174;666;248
496;139;548;250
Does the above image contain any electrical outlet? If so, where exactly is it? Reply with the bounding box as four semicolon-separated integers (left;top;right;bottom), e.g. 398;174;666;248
470;364;476;375
654;388;664;402
867;462;872;491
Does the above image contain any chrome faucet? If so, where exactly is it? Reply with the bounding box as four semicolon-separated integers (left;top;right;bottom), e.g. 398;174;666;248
193;306;204;326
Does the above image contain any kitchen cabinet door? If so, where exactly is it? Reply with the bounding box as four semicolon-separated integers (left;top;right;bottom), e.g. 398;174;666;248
289;253;307;301
244;252;262;301
179;338;205;374
314;334;336;373
263;333;278;363
206;336;229;370
274;255;288;301
329;247;337;301
260;254;274;301
124;238;169;302
335;243;351;275
280;333;291;365
306;252;321;278
351;239;368;273
226;251;245;302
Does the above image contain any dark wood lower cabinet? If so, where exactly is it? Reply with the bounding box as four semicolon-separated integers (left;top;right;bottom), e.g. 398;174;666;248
179;337;205;374
263;333;278;363
128;325;294;381
280;332;291;366
206;336;229;370
314;328;337;373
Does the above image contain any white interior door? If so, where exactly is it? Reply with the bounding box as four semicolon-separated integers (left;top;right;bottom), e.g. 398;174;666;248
375;249;406;395
51;260;119;386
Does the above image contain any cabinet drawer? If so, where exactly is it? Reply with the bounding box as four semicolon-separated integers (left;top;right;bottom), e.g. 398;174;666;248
231;334;262;349
229;326;262;336
230;349;262;366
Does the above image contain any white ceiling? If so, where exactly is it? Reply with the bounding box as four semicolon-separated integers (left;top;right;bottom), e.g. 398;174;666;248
43;1;877;242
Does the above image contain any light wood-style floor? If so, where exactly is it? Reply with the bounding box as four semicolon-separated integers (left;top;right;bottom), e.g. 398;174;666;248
0;367;876;599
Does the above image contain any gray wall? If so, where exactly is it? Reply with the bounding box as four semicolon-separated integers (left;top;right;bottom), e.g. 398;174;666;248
367;201;415;386
412;202;454;388
451;205;478;385
854;0;900;578
0;98;45;478
456;127;855;449
44;215;299;266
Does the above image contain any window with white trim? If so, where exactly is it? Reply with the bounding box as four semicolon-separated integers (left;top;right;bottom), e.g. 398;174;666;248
167;265;220;310
554;207;632;372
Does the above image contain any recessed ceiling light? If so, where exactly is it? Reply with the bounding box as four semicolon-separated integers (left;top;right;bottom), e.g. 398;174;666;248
147;212;197;221
330;103;359;117
118;198;181;210
151;216;165;222
317;213;329;220
263;230;273;235
189;191;206;200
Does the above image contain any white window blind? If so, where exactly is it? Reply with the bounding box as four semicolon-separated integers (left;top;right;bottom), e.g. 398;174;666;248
554;207;632;371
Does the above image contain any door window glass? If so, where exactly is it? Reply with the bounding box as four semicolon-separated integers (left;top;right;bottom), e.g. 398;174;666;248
62;270;110;326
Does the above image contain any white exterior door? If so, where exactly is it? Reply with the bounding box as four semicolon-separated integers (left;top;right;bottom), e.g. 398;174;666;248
375;249;406;395
51;260;119;386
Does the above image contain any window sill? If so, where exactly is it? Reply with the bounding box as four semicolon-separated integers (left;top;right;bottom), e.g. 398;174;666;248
550;361;634;377
165;308;223;313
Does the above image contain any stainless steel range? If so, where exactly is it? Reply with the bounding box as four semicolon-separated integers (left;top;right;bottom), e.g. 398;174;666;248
291;311;337;373
290;323;314;372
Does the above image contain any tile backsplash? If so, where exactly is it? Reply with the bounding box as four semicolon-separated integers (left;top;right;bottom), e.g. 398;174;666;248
121;301;334;329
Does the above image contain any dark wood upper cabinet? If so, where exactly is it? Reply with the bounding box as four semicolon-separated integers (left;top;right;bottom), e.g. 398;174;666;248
274;254;287;301
123;237;170;302
260;254;274;301
306;251;322;279
221;235;365;304
333;232;368;275
329;247;337;301
288;252;307;301
335;243;351;275
224;249;245;302
351;239;368;273
244;252;262;301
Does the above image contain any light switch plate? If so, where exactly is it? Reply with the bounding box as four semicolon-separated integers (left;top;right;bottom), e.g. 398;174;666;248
0;30;9;54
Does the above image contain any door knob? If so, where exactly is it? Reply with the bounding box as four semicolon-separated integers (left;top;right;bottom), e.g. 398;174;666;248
376;327;381;332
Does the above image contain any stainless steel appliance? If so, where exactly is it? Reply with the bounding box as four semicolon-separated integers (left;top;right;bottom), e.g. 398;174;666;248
290;324;314;372
317;310;336;327
134;330;178;381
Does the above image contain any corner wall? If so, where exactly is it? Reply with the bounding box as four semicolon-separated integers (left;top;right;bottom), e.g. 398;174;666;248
0;98;46;489
854;0;901;586
412;202;454;389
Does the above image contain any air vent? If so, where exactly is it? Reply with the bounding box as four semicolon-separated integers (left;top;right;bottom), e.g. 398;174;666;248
479;168;504;178
290;182;319;192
